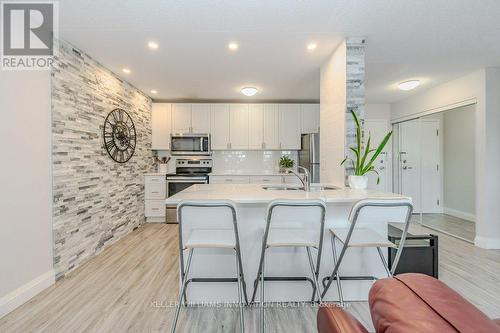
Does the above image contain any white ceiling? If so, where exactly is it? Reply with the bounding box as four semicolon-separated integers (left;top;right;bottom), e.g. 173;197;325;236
59;0;500;103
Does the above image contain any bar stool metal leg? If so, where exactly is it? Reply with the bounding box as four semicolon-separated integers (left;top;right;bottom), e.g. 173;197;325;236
260;251;266;333
306;247;323;303
330;236;344;306
322;237;348;300
171;248;194;333
376;247;392;277
235;249;245;333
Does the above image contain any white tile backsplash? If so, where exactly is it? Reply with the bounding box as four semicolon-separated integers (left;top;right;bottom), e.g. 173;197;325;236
211;150;297;173
155;150;297;174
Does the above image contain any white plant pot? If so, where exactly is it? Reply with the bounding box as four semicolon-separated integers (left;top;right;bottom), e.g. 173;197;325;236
348;175;368;189
158;164;168;174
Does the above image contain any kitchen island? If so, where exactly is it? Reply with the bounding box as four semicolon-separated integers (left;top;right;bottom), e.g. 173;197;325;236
165;183;410;302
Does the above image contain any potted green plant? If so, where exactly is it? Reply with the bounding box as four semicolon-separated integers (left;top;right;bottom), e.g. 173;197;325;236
342;110;392;189
279;155;295;173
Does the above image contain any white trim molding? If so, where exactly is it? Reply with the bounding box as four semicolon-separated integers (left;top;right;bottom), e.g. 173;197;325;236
443;207;476;222
391;98;477;124
0;270;55;318
475;236;500;250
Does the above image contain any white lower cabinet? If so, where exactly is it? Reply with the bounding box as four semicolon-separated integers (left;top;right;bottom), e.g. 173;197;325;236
209;175;250;184
145;175;166;222
249;175;282;184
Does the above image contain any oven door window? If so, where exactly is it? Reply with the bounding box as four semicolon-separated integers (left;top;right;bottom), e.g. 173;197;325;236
167;181;198;197
171;137;203;153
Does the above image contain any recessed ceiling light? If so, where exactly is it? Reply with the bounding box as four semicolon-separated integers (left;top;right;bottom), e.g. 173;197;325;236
307;43;317;51
241;87;258;96
398;80;420;91
228;42;239;51
122;68;131;74
147;41;159;50
150;90;158;94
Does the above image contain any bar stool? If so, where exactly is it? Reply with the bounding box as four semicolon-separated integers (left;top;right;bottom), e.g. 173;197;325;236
170;200;248;333
251;199;326;333
321;198;413;306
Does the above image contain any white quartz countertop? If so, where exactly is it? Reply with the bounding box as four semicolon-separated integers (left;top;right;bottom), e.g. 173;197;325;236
164;183;410;204
144;172;167;176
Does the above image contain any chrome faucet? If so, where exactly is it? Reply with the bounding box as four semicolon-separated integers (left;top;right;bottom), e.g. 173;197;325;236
287;166;311;192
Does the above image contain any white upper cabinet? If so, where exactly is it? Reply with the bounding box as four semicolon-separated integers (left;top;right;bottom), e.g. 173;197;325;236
171;103;192;133
278;104;301;149
249;104;264;149
151;103;172;150
229;104;249;149
263;104;280;149
152;102;304;151
301;104;320;133
210;104;230;150
191;104;211;133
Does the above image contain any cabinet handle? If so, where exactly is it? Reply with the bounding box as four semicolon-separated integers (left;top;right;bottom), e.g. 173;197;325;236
151;191;159;194
152;208;159;211
226;179;233;182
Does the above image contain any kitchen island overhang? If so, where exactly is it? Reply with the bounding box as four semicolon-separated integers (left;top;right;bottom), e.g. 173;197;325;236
165;184;411;302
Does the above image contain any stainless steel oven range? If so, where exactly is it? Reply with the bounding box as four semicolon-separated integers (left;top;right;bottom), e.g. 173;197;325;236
165;158;212;223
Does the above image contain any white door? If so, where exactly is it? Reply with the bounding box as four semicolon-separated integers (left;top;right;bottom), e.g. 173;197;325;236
301;104;320;133
400;119;422;212
171;103;192;133
263;104;279;149
151;103;171;150
365;120;391;192
279;104;301;149
249;104;264;149
191;104;211;133
229;104;249;149
421;120;442;213
210;104;230;150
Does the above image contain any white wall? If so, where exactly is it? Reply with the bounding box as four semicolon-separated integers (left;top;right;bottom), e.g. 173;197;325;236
366;103;391;120
442;105;475;220
320;41;346;185
391;68;500;249
0;71;54;317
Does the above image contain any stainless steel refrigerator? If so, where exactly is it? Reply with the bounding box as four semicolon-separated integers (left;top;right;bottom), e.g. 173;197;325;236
298;133;320;183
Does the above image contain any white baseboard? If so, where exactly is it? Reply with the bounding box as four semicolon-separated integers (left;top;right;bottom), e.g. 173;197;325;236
0;270;55;318
475;236;500;249
443;207;475;222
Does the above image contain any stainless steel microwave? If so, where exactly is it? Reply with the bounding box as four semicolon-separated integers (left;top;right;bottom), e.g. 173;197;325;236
170;133;211;155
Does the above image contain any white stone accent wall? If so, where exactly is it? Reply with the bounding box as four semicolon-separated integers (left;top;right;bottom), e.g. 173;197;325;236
51;40;153;279
345;39;366;176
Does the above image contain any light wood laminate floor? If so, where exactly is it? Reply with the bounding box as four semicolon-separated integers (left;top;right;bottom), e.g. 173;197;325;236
1;223;499;332
417;213;475;243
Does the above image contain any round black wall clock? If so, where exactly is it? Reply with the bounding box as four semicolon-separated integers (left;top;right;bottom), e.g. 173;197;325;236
103;108;136;163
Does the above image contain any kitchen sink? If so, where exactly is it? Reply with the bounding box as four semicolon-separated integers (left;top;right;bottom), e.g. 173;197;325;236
262;185;303;191
311;185;339;191
262;185;339;191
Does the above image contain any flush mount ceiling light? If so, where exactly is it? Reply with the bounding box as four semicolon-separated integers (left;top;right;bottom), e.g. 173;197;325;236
122;68;131;74
147;41;159;50
241;87;258;96
228;42;239;51
307;42;317;51
150;89;158;94
398;80;420;91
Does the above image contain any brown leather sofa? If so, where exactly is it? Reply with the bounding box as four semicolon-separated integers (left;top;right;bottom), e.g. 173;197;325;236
317;273;500;333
